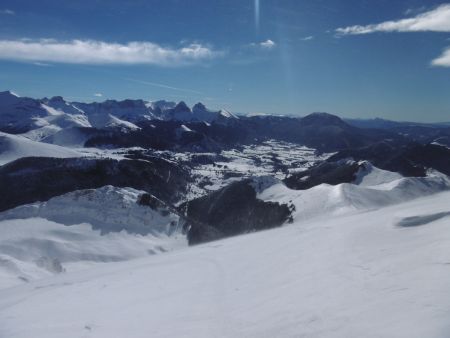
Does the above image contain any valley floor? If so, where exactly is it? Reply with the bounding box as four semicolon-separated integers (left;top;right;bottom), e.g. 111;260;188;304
1;191;450;338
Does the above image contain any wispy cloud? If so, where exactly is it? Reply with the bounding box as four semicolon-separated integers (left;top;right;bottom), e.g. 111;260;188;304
250;39;276;50
300;36;314;41
32;62;51;67
0;9;14;15
432;46;450;67
404;6;427;16
0;39;222;66
259;39;276;49
94;93;103;97
125;78;203;95
336;4;450;35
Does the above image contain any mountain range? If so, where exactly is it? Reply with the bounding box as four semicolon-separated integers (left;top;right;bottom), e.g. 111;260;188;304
3;91;450;155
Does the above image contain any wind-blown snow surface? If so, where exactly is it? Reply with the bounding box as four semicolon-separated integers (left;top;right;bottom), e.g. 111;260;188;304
0;186;186;289
1;190;450;337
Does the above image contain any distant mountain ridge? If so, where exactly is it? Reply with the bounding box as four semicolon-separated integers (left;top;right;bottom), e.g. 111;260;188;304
2;91;450;153
345;117;450;129
0;91;238;138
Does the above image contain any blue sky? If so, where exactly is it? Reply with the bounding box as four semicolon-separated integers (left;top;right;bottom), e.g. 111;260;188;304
0;0;449;122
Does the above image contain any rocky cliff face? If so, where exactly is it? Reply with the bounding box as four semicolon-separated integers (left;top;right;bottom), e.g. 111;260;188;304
181;179;293;244
0;156;191;212
329;142;450;177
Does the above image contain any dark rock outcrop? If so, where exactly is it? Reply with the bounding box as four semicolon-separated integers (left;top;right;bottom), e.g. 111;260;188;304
0;157;190;212
181;180;292;245
284;161;362;190
329;142;450;177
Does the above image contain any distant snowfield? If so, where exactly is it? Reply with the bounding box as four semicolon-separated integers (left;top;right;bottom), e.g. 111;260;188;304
0;131;141;165
1;190;450;338
0;132;83;165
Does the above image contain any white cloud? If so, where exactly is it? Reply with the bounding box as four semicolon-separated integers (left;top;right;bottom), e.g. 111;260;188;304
431;46;450;67
94;93;103;97
0;39;222;66
249;39;277;50
0;9;14;15
336;4;450;35
300;36;314;41
259;39;276;49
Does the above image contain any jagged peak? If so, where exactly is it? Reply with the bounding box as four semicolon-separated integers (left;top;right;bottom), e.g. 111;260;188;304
192;102;207;112
173;101;191;112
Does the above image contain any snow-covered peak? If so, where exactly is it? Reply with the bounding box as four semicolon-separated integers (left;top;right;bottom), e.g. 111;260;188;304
146;100;177;111
219;109;238;119
0;91;237;134
354;161;403;187
0;90;19;99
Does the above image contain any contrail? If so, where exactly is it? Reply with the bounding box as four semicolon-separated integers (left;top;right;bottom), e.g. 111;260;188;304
255;0;260;34
125;78;203;95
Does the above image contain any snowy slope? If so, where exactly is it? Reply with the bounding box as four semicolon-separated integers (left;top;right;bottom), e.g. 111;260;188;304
258;167;450;221
0;131;83;165
0;131;137;164
0;186;182;235
354;161;403;187
40;127;92;147
1;190;450;337
18;105;91;142
0;186;186;289
89;112;140;130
